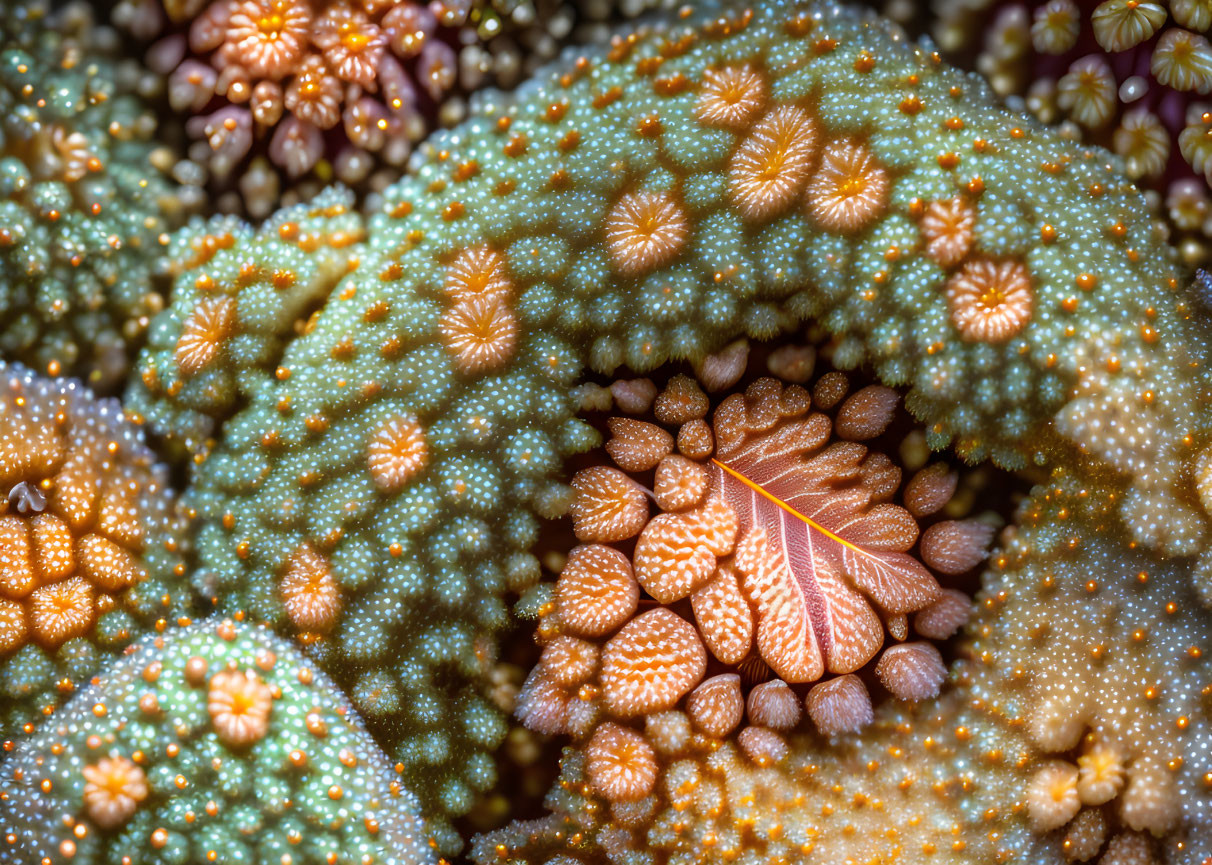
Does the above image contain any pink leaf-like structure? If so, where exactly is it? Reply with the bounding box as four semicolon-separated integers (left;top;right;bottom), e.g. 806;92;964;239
710;382;941;682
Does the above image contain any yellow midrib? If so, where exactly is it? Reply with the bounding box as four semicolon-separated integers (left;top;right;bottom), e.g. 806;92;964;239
710;457;868;557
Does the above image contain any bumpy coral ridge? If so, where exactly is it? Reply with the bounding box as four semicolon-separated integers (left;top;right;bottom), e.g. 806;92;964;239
0;2;184;387
129;185;365;453
0;619;436;865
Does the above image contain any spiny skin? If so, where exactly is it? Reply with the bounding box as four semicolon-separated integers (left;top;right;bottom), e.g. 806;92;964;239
0;1;184;389
0;363;189;734
124;0;1212;851
128;185;366;455
0;619;437;865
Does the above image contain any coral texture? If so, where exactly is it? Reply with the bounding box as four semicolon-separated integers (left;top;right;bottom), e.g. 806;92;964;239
119;0;1212;854
0;618;436;865
111;0;671;216
0;363;189;731
932;0;1212;266
0;0;1211;861
0;2;184;388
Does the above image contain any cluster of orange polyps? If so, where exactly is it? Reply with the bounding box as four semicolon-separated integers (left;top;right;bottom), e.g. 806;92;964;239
518;366;989;803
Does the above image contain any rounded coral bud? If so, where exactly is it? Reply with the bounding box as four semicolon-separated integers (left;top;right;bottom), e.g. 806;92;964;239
540;635;599;688
677;419;715;460
1029;693;1089;753
445;245;512;302
605;418;674;472
653;455;709;512
569;467;648;543
903;464;958;518
1119;754;1180;834
366;414;429;492
1077;743;1124;805
644;711;693;755
919;520;994;575
737;725;789;766
1060;808;1106;862
805;140;889;234
605;191;690;277
833;385;900;440
654;375;710;426
729;105;817;221
610;379;659;415
207;668;274;747
745;679;801;730
175;295;237;376
601;609;707;717
439;295;518;374
804;674;874;737
912;588;973;640
874;642;947;701
690;563;753;665
515;668;589;737
585;723;659;802
280;541;342;633
555;544;640;638
1027;760;1082;832
694;340;750;393
82;755;149;829
920;196;976;267
695;64;767;130
634;513;718;604
686;674;744;739
945;258;1033;342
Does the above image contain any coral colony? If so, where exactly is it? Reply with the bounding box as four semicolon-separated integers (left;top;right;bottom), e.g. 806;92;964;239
0;0;1211;863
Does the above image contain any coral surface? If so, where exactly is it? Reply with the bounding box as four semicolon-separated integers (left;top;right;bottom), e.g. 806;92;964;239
112;0;673;216
0;2;185;387
1;0;1212;862
0;619;436;865
932;0;1212;266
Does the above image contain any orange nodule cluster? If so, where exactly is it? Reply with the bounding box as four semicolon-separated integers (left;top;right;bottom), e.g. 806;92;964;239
0;370;175;659
696;67;1042;349
82;754;149;829
516;361;987;803
439;245;518;375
